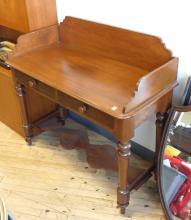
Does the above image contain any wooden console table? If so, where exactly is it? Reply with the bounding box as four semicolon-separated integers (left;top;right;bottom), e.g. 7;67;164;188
8;17;178;214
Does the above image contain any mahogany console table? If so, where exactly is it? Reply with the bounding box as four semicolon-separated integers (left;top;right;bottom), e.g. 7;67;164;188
8;17;178;214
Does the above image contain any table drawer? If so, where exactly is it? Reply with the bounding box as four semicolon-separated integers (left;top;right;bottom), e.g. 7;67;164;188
57;91;114;131
14;70;55;99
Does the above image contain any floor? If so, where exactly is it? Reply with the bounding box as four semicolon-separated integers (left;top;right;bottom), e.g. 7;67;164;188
0;119;165;220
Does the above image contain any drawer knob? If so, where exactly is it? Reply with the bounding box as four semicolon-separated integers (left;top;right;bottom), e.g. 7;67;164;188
78;104;87;113
28;80;37;88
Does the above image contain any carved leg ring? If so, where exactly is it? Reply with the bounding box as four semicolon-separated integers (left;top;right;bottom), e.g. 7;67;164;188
16;83;32;146
117;142;131;214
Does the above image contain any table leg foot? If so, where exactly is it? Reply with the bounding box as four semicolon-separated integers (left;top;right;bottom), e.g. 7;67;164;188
26;137;32;146
117;188;130;214
120;206;126;215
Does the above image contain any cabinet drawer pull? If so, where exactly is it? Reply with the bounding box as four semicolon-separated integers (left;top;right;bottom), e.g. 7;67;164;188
28;79;37;88
78;104;87;113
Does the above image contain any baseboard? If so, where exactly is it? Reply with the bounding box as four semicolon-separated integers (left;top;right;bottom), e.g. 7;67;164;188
131;141;154;161
69;112;155;162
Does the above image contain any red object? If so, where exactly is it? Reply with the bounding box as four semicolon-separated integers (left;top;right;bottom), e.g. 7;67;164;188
163;155;172;160
169;157;191;219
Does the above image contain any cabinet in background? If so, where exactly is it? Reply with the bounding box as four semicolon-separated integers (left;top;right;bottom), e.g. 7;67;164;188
0;0;58;139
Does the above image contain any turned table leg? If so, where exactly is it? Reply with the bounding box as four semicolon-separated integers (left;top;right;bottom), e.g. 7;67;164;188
16;83;32;145
155;112;167;179
117;141;131;214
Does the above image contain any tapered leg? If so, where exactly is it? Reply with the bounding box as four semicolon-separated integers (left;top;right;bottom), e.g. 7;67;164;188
117;141;131;214
58;106;68;125
16;83;32;145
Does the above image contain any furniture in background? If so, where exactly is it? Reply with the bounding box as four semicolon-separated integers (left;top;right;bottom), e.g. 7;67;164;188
0;0;57;139
8;17;178;214
158;106;191;220
158;77;191;220
0;0;57;33
182;76;191;106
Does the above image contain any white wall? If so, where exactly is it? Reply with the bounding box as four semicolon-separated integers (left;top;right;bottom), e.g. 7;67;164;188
56;0;191;150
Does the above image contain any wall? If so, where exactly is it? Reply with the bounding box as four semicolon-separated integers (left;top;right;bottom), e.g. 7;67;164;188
56;0;191;150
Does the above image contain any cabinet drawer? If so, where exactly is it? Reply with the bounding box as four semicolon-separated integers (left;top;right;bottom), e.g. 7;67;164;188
57;91;114;131
14;70;114;131
14;71;55;99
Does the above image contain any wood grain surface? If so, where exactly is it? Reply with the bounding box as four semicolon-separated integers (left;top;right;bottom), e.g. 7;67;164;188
0;120;165;220
8;17;178;118
60;17;172;71
0;0;57;32
9;45;147;117
8;17;178;213
0;0;58;138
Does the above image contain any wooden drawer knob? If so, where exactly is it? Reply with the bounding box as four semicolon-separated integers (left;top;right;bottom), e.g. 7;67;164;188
28;79;37;88
78;104;87;113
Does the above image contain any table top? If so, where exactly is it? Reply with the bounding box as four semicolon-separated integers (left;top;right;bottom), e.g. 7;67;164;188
9;43;150;117
8;17;178;119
